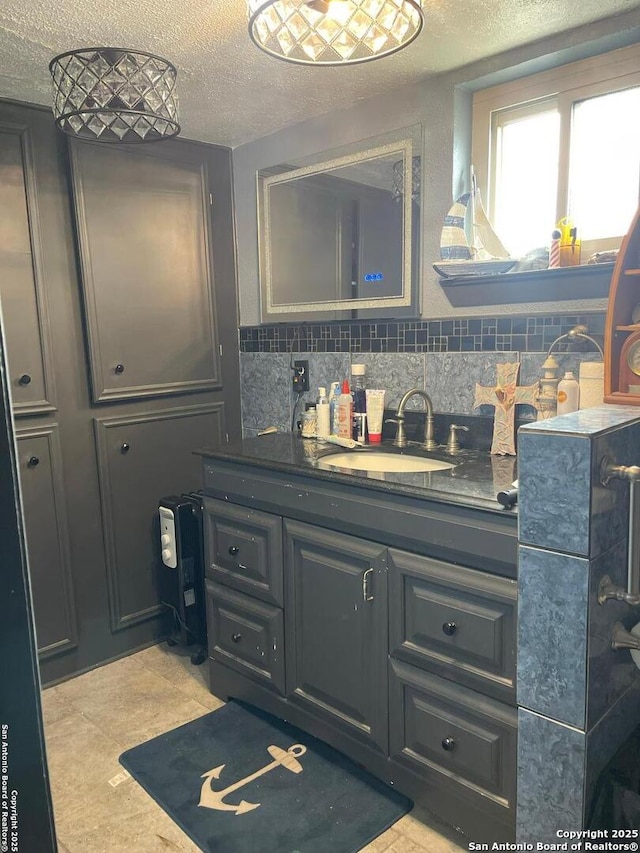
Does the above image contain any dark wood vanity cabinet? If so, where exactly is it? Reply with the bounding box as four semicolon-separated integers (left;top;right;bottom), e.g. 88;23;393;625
201;458;518;842
284;520;389;754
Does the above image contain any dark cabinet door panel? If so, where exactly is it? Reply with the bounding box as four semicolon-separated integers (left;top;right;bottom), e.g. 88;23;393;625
203;496;283;605
70;140;221;403
0;124;56;415
389;548;517;702
205;580;285;694
389;659;517;813
16;425;77;657
94;404;224;632
284;519;388;753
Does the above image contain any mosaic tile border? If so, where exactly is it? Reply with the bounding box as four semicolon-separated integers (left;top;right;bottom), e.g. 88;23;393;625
239;313;606;354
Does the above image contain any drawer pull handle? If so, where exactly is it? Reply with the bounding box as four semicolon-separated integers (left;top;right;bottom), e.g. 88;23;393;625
441;737;456;752
28;456;40;467
442;621;457;636
231;633;242;643
19;374;32;386
228;546;239;556
114;363;125;375
120;443;130;454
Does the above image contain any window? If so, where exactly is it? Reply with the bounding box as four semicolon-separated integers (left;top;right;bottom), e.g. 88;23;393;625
472;44;640;260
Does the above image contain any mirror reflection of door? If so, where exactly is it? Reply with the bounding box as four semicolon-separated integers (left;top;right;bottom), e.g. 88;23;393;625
268;177;352;305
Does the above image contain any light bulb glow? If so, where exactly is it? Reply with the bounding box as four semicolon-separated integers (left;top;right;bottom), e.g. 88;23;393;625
247;0;423;65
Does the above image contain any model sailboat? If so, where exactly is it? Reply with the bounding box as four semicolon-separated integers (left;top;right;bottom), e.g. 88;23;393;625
433;170;517;278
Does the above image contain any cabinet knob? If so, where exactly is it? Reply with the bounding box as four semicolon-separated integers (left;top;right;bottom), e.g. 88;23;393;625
120;443;130;454
28;456;40;467
114;363;125;375
231;633;242;643
441;737;456;752
228;546;239;556
442;621;457;636
18;374;32;386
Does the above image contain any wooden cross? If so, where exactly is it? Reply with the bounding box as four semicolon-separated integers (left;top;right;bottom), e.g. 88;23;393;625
473;363;539;455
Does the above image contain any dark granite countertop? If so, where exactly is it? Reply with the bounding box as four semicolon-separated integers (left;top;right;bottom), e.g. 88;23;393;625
196;432;518;515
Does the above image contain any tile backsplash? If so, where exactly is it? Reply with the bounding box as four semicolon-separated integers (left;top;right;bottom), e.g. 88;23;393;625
240;313;605;354
239;313;606;437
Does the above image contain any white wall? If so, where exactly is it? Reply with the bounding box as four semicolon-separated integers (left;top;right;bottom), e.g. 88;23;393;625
233;9;640;326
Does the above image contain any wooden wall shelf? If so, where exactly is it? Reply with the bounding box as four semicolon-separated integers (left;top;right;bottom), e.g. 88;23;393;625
439;263;614;307
604;206;640;405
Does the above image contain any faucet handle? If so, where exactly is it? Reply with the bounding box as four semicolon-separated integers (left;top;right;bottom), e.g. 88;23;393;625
446;424;469;454
385;417;407;448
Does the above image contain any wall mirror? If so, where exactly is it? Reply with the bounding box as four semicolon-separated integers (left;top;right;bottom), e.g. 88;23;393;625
257;125;422;320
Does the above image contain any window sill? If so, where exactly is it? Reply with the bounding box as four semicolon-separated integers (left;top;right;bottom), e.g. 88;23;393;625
439;262;614;307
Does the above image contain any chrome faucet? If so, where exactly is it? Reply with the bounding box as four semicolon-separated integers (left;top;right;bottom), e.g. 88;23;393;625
386;389;438;450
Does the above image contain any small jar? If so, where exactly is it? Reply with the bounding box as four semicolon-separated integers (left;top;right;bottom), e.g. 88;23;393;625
301;407;317;438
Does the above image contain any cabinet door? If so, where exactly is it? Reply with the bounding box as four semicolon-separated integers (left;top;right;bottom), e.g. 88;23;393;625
203;496;283;606
93;404;224;632
389;548;517;703
0;123;56;415
69;140;221;403
284;519;388;753
389;659;516;823
205;580;285;694
15;425;77;658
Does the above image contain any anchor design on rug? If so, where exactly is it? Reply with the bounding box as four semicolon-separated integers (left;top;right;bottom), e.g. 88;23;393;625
198;743;307;815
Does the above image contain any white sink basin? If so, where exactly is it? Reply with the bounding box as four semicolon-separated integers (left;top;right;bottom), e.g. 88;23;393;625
318;451;455;474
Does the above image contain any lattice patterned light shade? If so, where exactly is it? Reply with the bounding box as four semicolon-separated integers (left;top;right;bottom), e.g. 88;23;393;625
49;48;180;143
247;0;424;65
391;155;420;203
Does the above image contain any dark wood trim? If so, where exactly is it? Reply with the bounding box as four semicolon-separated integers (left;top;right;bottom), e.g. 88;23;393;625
604;205;640;404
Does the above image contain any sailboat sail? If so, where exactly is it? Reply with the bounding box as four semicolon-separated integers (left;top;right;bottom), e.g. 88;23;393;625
435;169;516;278
470;171;510;260
440;193;473;261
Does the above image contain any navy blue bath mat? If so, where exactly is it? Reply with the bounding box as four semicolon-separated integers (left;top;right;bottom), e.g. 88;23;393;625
120;700;411;853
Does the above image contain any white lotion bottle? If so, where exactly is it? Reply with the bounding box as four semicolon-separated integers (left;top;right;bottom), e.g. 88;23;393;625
316;386;330;438
557;371;580;414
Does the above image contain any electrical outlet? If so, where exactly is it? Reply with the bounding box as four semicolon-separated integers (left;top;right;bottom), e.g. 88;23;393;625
292;360;309;393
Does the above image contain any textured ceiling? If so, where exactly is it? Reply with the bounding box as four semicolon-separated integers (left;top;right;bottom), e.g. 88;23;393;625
1;0;640;147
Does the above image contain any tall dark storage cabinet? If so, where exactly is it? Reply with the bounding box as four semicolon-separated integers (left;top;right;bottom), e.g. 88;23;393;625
0;101;241;684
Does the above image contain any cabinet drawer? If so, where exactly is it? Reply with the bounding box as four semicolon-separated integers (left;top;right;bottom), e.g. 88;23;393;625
389;549;517;703
204;497;283;606
390;659;516;814
205;580;285;695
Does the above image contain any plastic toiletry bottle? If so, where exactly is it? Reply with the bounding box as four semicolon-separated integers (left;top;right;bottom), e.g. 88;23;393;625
336;380;354;439
328;381;341;435
351;364;367;442
316;386;330;438
556;371;580;414
365;389;385;443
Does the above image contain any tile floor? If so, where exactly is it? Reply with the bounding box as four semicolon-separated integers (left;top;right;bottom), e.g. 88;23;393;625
42;644;467;852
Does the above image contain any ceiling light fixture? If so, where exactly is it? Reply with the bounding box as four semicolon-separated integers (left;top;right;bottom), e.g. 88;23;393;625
247;0;424;65
49;47;180;143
